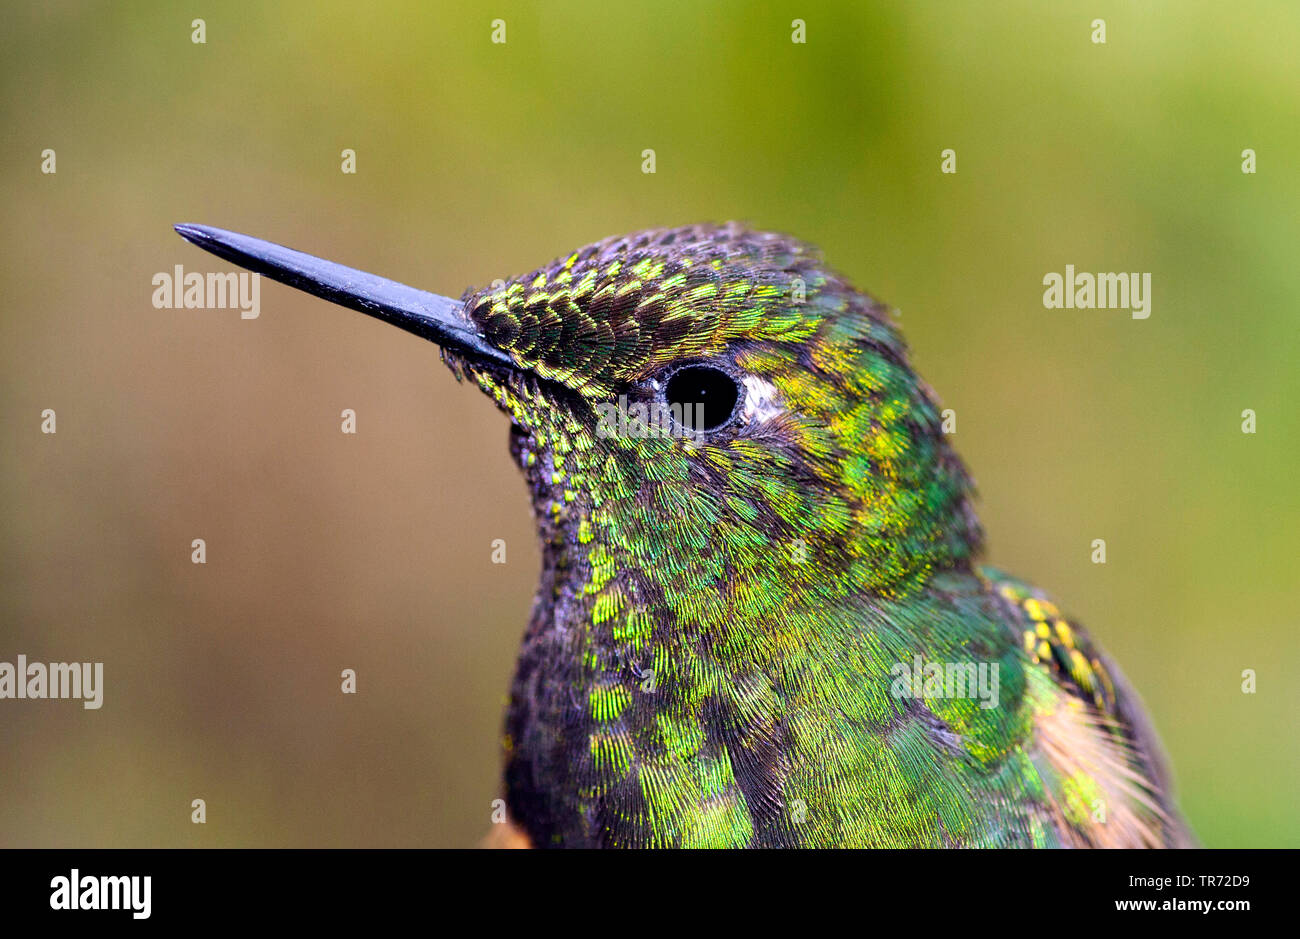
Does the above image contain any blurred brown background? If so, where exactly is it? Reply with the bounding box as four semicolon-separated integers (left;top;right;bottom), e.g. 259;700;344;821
2;1;1297;846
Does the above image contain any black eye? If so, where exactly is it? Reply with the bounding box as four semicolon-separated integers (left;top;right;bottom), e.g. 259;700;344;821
663;364;740;433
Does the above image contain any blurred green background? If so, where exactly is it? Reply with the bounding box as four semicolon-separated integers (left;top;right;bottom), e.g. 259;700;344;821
1;1;1296;847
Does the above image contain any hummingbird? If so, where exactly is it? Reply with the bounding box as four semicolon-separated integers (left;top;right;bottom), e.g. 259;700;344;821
174;222;1192;848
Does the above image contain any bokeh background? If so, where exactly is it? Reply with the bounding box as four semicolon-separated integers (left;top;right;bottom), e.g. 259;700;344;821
2;1;1296;848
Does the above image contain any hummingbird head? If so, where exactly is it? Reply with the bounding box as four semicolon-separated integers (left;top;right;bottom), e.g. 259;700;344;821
448;224;982;605
173;222;981;628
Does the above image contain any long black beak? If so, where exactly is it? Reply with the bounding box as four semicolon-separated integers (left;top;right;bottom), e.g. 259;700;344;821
173;223;513;368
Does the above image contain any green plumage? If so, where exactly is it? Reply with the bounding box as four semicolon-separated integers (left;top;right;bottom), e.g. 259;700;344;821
442;224;1189;848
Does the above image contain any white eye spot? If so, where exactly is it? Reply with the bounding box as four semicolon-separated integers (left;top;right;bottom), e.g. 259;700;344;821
740;375;783;424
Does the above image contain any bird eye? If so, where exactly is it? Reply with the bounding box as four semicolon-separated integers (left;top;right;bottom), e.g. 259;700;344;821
662;364;741;433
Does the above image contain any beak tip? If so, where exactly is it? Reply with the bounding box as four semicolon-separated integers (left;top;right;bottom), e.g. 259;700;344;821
174;223;211;246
